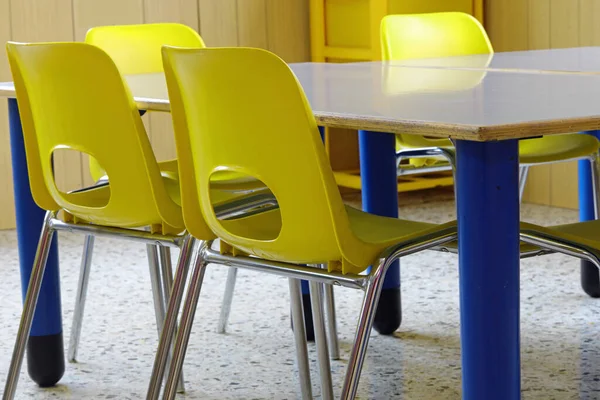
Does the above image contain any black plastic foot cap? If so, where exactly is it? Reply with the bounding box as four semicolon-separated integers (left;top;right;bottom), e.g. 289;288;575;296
581;261;600;298
27;333;65;387
373;288;402;335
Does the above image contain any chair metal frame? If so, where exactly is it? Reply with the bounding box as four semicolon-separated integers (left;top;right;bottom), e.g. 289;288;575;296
147;225;458;400
2;191;278;400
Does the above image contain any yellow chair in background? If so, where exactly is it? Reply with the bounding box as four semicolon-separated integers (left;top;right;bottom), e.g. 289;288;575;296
381;12;600;201
148;46;458;400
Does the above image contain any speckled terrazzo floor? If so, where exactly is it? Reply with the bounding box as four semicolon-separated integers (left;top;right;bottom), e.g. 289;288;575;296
1;198;599;399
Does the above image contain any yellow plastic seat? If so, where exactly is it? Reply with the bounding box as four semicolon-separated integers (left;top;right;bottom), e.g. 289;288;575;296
151;46;457;400
381;12;600;169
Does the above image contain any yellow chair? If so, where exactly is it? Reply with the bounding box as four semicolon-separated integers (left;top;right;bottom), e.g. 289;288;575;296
147;46;458;400
380;12;600;200
1;41;273;399
2;41;188;399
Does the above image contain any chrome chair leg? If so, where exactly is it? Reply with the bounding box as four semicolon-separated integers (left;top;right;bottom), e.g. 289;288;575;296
147;244;166;332
67;234;95;363
320;264;340;361
310;280;334;400
162;247;209;400
217;267;238;334
146;237;197;400
322;283;340;360
519;166;530;202
341;259;391;400
3;211;56;400
290;278;314;400
158;246;186;393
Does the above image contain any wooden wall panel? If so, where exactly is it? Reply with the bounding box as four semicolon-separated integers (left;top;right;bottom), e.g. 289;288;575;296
237;0;268;48
198;0;239;46
0;0;14;229
266;0;310;62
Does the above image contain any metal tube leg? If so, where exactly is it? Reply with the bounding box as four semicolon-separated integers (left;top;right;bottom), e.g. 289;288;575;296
309;281;334;400
217;267;238;334
289;278;313;400
319;264;340;361
147;244;166;333
322;283;340;360
341;261;389;400
518;166;530;203
67;234;95;362
162;250;209;400
455;139;520;400
158;246;185;393
3;212;55;400
146;237;197;400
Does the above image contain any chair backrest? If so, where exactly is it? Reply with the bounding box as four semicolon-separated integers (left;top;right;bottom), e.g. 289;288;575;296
85;23;205;182
6;42;183;231
85;23;205;74
381;12;493;61
381;12;493;149
162;46;355;264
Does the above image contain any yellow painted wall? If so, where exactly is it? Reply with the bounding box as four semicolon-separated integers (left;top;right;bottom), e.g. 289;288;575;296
0;0;310;229
486;0;598;209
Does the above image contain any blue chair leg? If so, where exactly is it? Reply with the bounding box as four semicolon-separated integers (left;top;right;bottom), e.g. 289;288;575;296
579;130;600;297
455;139;521;400
359;130;401;335
8;98;65;387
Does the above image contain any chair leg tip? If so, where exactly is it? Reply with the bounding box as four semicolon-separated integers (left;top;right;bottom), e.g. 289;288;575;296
373;288;402;335
27;333;65;387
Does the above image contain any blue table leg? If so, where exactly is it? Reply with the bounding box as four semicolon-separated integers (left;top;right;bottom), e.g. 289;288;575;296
8;99;64;387
578;130;600;297
455;139;520;400
359;130;401;335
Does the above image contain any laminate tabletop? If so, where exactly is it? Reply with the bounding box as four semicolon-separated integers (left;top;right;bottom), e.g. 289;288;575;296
3;60;600;141
385;46;600;74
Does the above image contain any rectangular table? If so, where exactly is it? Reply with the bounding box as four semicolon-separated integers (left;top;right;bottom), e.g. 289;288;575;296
4;59;600;399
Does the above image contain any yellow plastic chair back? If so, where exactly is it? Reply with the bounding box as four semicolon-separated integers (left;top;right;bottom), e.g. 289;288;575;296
163;47;381;272
381;12;493;150
85;23;205;74
84;23;205;181
6;42;183;232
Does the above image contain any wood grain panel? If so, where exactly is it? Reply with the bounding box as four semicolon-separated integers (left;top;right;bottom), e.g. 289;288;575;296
144;0;199;30
0;0;14;228
486;0;528;51
198;0;239;46
550;0;579;49
72;0;144;41
550;161;579;209
528;0;550;50
237;0;268;48
10;0;84;193
266;0;310;62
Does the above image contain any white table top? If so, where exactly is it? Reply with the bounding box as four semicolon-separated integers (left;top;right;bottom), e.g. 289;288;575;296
386;47;600;74
4;61;600;141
